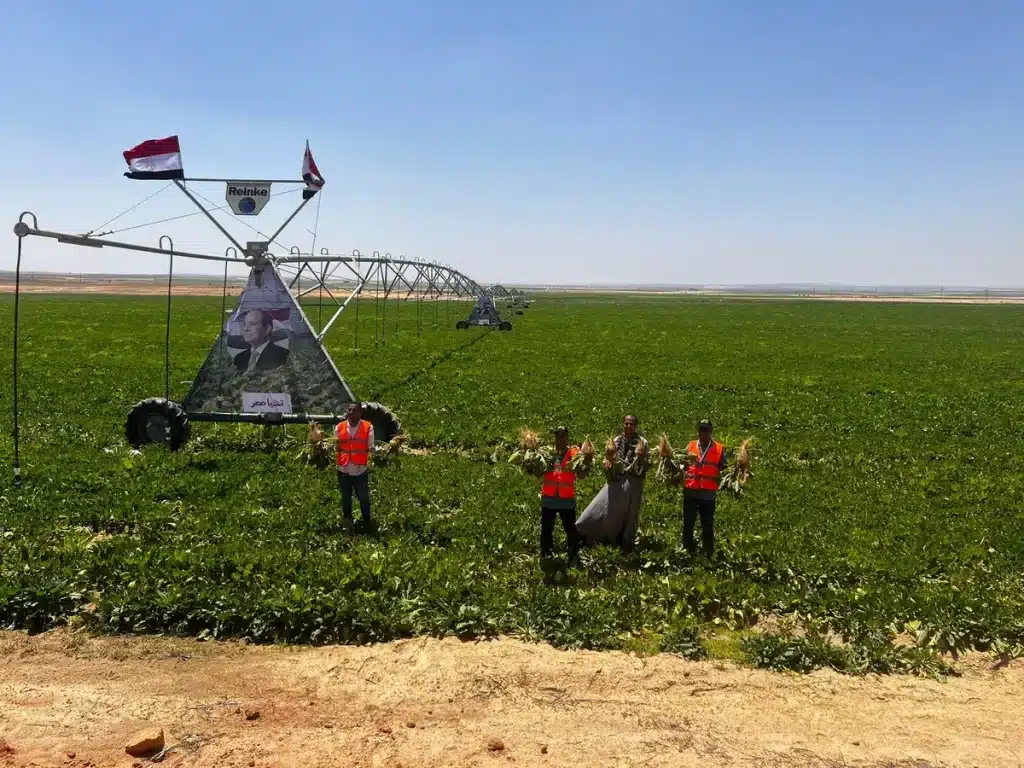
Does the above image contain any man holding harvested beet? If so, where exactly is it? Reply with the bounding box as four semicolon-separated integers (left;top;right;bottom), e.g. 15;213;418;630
539;426;586;561
575;415;650;554
681;418;727;557
336;402;375;532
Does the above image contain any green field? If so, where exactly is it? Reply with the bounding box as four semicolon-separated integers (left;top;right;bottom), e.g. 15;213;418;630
2;293;1023;674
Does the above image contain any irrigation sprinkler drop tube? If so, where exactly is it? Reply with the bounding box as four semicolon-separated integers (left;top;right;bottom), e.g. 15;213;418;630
318;260;326;331
376;262;385;346
161;235;174;401
354;275;361;356
11;225;25;488
220;261;229;322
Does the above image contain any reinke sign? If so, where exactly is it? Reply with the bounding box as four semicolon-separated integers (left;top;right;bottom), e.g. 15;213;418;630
225;181;272;215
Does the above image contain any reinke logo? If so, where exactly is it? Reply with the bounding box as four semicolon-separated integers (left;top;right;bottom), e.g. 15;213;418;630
227;185;270;197
226;183;271;215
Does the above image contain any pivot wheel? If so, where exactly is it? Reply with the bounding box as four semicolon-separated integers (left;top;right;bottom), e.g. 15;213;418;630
360;401;403;443
498;321;513;331
455;320;470;330
125;398;191;450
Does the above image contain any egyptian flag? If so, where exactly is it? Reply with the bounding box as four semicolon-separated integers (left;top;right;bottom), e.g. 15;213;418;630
301;140;325;200
123;136;184;180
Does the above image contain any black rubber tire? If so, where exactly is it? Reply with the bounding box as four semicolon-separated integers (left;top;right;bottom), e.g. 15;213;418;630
499;321;513;331
515;310;524;315
125;398;191;451
455;320;469;330
360;401;403;443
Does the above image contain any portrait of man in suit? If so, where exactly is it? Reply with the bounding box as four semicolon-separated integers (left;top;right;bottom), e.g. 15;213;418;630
233;309;290;372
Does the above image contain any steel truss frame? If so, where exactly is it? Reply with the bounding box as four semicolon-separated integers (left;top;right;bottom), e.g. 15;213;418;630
13;181;487;339
485;283;513;301
9;174;496;485
278;251;484;340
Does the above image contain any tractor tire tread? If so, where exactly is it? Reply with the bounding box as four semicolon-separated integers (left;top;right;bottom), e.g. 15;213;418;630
125;398;191;451
359;401;403;443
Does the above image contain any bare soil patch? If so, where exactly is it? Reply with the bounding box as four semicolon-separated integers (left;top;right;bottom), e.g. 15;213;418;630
0;630;1020;767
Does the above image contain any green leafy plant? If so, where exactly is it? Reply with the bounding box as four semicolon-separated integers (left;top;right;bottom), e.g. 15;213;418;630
2;293;1023;673
660;619;708;660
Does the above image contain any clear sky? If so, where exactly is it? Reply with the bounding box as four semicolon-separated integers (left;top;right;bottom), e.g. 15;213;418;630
2;1;1021;287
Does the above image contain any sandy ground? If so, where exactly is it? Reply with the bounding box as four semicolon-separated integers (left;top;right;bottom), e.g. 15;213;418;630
0;631;1021;768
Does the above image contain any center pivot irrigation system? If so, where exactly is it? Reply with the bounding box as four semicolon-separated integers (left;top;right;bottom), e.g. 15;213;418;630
9;137;526;488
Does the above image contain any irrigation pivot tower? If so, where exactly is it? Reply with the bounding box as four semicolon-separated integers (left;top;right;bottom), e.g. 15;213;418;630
9;136;497;487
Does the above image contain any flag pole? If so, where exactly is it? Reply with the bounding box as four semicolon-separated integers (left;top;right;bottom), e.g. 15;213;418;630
161;235;174;401
11;222;27;488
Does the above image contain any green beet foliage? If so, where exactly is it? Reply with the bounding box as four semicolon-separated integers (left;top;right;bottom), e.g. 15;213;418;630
1;293;1023;672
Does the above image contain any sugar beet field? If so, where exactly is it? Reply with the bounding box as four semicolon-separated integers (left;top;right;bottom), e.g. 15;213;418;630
2;293;1023;676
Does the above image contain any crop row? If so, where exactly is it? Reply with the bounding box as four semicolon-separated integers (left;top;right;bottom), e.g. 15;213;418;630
1;294;1023;672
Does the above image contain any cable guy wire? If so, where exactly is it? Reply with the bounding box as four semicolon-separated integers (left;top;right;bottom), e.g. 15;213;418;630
95;188;299;238
84;183;173;236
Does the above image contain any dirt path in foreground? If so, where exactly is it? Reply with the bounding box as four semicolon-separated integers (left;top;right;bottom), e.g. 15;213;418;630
0;631;1021;768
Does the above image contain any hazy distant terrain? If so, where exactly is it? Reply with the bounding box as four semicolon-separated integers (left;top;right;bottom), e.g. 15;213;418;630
3;270;1023;301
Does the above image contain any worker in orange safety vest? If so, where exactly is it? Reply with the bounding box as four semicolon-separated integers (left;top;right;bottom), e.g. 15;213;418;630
682;418;727;557
336;402;375;531
540;426;584;561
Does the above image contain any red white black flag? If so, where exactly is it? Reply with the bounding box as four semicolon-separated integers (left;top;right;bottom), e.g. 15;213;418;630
301;140;325;200
123;136;184;180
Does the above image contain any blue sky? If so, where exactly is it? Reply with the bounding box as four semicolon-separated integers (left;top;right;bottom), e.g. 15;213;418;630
2;1;1022;286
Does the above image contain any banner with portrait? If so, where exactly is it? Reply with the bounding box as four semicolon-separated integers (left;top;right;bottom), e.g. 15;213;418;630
182;264;356;415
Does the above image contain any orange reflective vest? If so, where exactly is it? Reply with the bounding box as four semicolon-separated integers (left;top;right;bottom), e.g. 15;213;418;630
542;447;580;499
336;419;372;467
684;439;724;492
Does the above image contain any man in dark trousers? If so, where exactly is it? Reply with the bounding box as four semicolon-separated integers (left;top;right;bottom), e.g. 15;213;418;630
335;402;374;532
682;418;727;557
540;426;584;562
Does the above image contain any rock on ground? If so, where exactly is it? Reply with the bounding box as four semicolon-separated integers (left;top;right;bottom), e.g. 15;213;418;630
125;727;164;757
